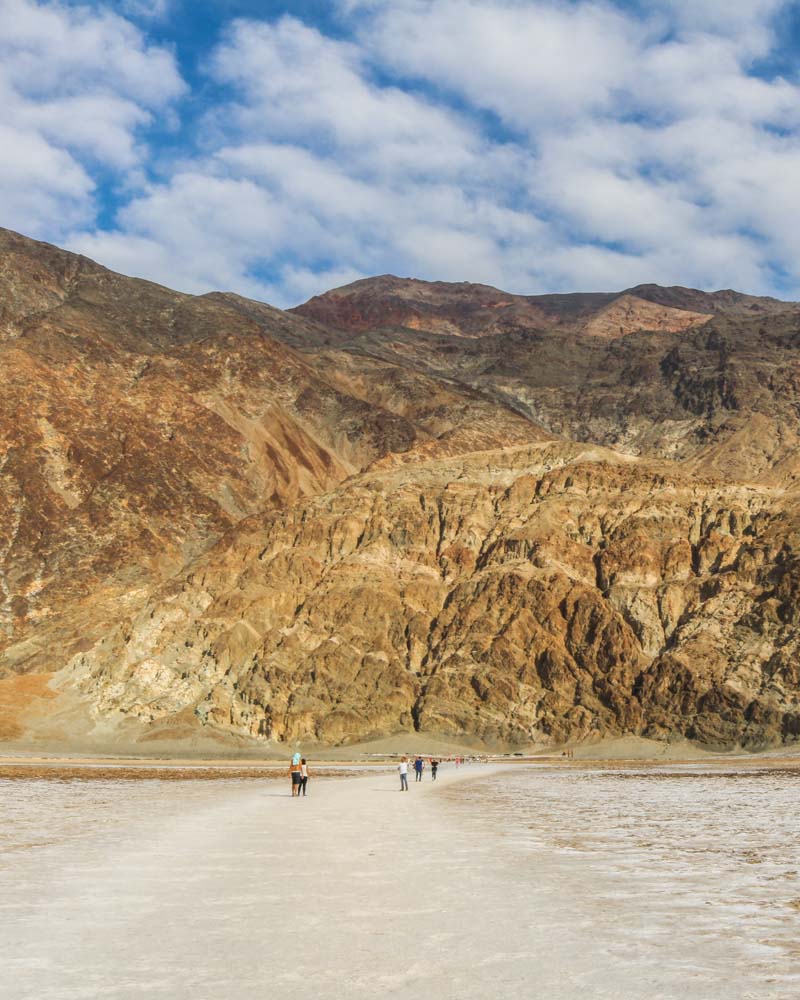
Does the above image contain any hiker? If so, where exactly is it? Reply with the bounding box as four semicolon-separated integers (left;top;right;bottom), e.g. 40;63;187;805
289;752;302;796
299;758;309;796
414;756;424;782
431;759;439;781
399;756;409;791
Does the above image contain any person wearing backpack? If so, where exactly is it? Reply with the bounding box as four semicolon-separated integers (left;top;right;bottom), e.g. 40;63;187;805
289;752;302;796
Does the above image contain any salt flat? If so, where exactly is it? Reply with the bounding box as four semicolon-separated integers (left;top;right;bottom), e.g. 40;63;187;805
1;762;797;999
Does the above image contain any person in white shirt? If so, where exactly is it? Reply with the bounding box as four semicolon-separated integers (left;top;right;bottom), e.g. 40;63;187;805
398;756;409;791
299;759;309;797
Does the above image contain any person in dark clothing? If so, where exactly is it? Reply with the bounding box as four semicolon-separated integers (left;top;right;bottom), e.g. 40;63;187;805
414;757;424;782
431;759;438;780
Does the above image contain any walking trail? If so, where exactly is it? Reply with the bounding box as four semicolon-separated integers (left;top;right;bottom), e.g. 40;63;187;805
5;764;552;1000
5;760;785;1000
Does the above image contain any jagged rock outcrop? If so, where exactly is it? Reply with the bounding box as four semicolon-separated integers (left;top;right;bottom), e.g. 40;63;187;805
3;228;800;749
66;444;800;749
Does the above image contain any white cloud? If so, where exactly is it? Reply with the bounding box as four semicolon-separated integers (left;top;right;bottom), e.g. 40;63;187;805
277;264;368;306
210;16;479;176
0;0;184;240
348;0;643;131
540;235;768;297
327;0;800;296
636;34;800;125
0;122;94;234
66;16;554;303
11;94;151;167
5;0;800;305
68;171;292;299
1;0;183;106
649;0;785;39
349;0;799;133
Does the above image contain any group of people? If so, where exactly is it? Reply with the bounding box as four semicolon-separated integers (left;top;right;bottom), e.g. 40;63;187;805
288;752;309;796
288;751;470;795
397;755;440;790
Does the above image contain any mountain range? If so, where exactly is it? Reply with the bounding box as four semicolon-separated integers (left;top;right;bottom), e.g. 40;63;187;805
3;226;800;752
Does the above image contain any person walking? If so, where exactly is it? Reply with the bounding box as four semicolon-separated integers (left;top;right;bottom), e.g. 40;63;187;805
414;756;424;782
431;759;438;781
299;758;309;796
399;756;409;791
289;752;302;797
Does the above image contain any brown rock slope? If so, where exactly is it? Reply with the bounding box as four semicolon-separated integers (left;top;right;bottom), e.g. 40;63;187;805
0;230;540;679
293;276;800;480
66;442;800;749
4;231;800;750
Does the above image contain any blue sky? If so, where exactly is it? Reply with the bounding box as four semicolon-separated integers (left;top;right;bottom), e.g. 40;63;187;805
2;0;800;306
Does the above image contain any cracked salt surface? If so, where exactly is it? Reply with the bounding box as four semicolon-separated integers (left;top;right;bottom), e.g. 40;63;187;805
447;766;800;999
1;764;798;999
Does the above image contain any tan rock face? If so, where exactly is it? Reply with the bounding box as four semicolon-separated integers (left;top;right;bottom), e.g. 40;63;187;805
4;230;800;750
65;446;800;749
0;231;538;679
581;294;711;340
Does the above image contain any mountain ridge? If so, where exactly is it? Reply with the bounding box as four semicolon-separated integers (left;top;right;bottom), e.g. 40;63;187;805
2;227;800;752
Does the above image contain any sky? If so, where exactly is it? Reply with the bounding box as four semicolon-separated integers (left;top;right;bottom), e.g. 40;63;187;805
2;0;800;307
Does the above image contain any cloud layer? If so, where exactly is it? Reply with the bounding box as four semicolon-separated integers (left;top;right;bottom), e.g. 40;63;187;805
3;0;800;305
1;0;184;237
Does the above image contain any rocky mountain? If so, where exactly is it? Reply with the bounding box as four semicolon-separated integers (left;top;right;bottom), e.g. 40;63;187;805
293;276;800;481
3;227;800;751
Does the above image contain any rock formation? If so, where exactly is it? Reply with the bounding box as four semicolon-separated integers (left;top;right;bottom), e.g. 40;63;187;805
3;227;800;750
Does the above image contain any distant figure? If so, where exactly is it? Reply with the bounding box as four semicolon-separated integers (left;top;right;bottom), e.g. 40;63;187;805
399;756;409;791
414;756;424;782
299;758;309;796
431;759;439;781
290;752;302;797
455;756;460;768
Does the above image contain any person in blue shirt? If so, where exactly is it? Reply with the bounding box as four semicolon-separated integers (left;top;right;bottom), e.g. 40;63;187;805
414;756;424;782
289;751;302;796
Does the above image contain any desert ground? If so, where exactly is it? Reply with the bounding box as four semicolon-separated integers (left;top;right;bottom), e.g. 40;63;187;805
3;747;799;1000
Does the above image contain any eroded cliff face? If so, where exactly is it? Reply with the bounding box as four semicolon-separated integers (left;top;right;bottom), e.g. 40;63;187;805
4;228;800;749
66;444;800;749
